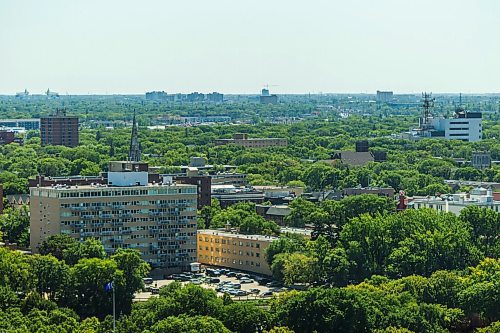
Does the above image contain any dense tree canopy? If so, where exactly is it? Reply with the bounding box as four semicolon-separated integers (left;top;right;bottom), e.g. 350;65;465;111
0;96;499;331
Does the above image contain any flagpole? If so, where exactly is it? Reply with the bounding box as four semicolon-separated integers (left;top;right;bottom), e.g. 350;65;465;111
113;281;116;333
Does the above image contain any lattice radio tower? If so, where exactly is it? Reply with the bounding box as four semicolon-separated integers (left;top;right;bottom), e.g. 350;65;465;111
421;92;435;129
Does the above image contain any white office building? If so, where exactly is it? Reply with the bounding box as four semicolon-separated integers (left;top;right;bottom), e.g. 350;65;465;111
430;113;482;142
408;187;499;215
406;109;482;142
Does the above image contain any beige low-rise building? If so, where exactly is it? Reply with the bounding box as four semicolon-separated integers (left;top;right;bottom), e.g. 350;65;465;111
197;229;276;276
30;171;198;272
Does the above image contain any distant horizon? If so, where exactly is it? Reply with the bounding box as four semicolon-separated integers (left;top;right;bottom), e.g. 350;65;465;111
1;90;500;96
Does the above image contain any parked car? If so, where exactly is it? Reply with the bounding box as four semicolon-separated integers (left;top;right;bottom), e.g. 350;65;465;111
236;273;250;279
235;290;248;296
228;283;241;289
266;281;281;288
240;278;254;284
249;288;260;294
189;279;202;285
226;271;236;277
258;278;272;286
270;287;286;293
209;277;221;284
206;268;222;277
260;291;273;297
143;278;153;285
150;287;160;294
175;274;190;281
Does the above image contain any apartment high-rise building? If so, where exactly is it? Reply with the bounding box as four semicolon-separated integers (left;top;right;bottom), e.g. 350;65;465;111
40;109;79;147
376;90;394;102
206;92;224;102
30;164;198;272
259;88;278;104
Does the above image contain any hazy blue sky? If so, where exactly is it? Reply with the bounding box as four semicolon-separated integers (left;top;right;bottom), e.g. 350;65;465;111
0;0;498;94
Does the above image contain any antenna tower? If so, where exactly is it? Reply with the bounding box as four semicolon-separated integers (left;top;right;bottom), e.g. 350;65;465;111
421;92;435;129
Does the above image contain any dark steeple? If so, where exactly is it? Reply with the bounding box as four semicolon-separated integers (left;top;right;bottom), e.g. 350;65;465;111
128;110;141;162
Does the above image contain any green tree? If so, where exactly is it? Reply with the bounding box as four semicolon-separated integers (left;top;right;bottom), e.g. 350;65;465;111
0;206;30;247
265;234;306;266
38;157;69;177
198;199;221;229
281;252;317;285
151;315;230;333
459;258;500;324
63;238;106;265
265;327;295;333
0;247;31;292
39;234;78;261
70;258;119;318
285;198;318;227
29;254;71;300
111;249;150;314
223;302;269;333
460;206;499;257
0;285;20;311
475;321;500;333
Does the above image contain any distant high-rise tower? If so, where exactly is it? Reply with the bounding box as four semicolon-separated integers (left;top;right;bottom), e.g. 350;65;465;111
40;109;79;147
128;111;141;162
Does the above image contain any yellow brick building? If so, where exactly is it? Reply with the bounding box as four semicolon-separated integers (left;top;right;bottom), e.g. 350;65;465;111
197;229;277;276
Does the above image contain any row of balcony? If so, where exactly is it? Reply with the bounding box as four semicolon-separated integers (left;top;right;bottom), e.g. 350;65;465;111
70;204;124;211
149;211;181;217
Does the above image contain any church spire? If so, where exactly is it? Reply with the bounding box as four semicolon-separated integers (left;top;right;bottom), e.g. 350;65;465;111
128;110;141;162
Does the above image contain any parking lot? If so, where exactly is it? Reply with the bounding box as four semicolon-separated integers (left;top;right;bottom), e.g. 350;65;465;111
134;268;286;301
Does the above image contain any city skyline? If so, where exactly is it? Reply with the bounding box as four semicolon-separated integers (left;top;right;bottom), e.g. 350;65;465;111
1;0;499;94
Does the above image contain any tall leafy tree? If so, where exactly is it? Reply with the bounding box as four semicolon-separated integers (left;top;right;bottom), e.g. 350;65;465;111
0;206;30;247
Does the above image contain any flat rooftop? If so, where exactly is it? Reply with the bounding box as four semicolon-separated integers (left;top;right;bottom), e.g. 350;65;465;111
198;229;278;242
31;182;196;190
0;118;40;122
280;227;312;237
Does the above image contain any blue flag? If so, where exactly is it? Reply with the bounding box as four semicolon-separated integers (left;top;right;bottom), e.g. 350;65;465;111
105;282;113;292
